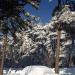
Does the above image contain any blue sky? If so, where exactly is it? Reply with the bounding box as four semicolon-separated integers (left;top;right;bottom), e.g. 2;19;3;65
24;0;58;24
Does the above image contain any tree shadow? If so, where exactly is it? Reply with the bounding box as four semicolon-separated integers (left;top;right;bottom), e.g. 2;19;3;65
60;68;75;75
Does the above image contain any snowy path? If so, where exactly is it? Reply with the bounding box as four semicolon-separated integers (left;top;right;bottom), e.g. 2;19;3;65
3;66;75;75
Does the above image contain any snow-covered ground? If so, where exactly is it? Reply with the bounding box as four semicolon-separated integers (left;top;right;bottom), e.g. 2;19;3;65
3;66;75;75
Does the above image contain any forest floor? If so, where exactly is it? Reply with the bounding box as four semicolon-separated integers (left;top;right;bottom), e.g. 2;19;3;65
3;66;75;75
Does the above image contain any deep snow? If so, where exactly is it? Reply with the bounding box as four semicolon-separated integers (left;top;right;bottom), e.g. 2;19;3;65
3;66;75;75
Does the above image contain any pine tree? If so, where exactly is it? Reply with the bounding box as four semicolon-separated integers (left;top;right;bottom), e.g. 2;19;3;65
53;0;75;74
0;0;40;75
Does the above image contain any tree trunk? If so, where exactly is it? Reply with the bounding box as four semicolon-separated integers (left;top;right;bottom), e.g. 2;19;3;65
55;29;61;74
0;34;7;75
69;36;74;67
58;0;61;8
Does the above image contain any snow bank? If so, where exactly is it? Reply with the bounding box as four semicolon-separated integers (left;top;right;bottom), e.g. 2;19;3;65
3;66;55;75
3;66;75;75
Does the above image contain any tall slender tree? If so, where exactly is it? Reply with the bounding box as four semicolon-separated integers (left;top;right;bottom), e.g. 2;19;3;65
54;0;75;73
0;0;40;75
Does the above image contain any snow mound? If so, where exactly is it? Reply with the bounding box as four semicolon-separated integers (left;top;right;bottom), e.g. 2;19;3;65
4;66;75;75
22;66;54;75
4;66;56;75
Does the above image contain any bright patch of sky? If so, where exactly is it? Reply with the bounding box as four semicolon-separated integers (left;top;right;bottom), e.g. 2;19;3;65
24;0;58;24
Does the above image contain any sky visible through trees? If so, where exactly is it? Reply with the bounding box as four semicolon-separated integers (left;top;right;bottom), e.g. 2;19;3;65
24;0;57;24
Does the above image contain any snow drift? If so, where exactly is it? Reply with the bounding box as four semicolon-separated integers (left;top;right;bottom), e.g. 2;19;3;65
4;66;75;75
